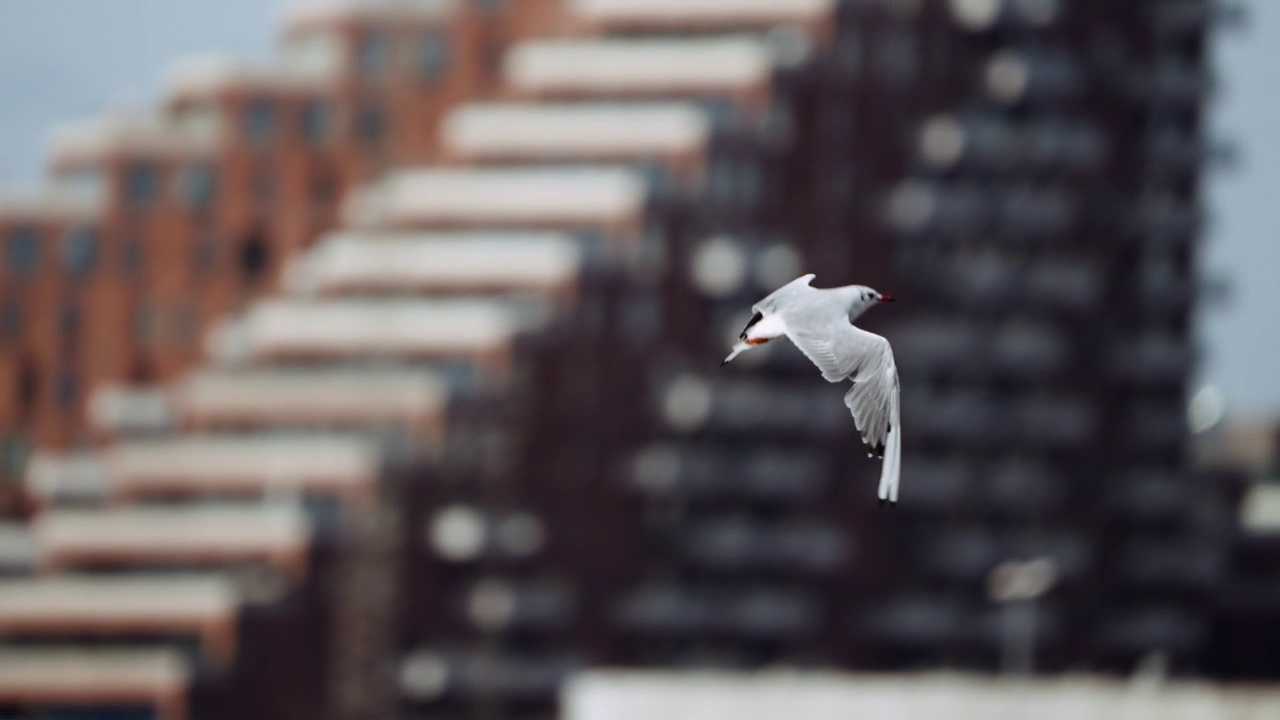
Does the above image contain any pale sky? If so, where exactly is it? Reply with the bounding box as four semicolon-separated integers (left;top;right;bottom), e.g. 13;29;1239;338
1200;1;1280;419
0;1;1276;418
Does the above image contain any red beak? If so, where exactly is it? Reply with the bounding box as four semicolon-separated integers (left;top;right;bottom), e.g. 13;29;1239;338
879;295;895;303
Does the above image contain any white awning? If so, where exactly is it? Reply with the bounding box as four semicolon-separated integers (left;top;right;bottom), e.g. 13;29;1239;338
0;185;103;223
286;230;583;295
176;368;448;429
443;102;710;160
568;0;834;26
24;451;108;505
49;109;219;163
103;435;382;499
0;648;190;709
33;504;312;573
506;36;775;95
236;298;523;361
165;52;336;98
344;166;647;229
0;574;238;626
87;384;175;435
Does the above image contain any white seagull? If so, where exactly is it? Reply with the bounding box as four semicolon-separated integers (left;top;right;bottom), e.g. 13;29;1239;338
721;274;902;506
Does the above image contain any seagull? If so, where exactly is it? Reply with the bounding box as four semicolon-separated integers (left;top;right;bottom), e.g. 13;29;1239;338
721;274;901;506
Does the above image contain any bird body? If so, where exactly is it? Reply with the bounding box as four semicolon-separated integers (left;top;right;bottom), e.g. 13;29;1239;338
722;274;902;505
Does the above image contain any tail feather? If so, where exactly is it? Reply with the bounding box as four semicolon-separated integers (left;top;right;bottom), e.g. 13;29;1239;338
721;340;750;366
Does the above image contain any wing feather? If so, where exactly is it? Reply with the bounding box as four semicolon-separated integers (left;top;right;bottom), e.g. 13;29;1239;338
751;273;815;316
787;321;901;503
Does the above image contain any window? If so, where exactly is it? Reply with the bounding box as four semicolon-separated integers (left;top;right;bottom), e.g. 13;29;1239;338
182;163;217;209
359;29;389;75
6;227;39;275
243;98;275;142
358;104;386;145
418;31;449;80
300;100;331;142
124;163;160;206
240;233;269;282
872;30;917;85
55;370;78;410
1;435;28;476
62;227;97;274
1;300;20;342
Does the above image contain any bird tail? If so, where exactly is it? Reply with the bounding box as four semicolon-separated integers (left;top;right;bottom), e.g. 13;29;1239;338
721;340;750;366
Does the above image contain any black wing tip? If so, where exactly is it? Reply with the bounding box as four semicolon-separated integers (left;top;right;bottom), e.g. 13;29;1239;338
878;498;897;510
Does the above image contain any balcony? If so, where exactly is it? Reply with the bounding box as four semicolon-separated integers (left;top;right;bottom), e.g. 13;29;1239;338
1107;334;1195;386
1008;396;1095;449
566;0;836;30
343;165;650;236
1093;606;1206;656
399;649;580;704
615;584;820;639
286;230;584;299
918;114;1105;173
443;101;711;166
464;578;577;633
175;368;448;437
505;36;784;101
857;595;967;647
32;503;312;579
897;457;974;511
628;444;828;502
1108;469;1197;523
983;460;1068;514
87;385;174;438
677;518;850;574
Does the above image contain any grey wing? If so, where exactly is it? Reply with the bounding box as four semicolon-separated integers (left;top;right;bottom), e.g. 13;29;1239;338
787;322;903;503
751;273;816;315
787;322;897;445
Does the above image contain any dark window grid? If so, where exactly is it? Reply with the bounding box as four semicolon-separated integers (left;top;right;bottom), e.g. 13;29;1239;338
418;32;449;80
300;100;332;143
124;163;162;206
360;29;390;75
182;164;217;209
5;227;41;275
62;227;98;274
243;99;275;142
55;370;78;410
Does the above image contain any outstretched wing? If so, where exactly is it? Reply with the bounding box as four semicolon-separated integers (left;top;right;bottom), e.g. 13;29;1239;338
787;321;902;504
751;273;815;316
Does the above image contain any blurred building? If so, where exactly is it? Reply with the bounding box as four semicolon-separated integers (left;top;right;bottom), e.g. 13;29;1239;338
0;0;1249;719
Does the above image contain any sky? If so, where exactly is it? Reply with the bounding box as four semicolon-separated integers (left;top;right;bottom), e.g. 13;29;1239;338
0;1;1276;418
0;0;276;181
1200;2;1280;420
